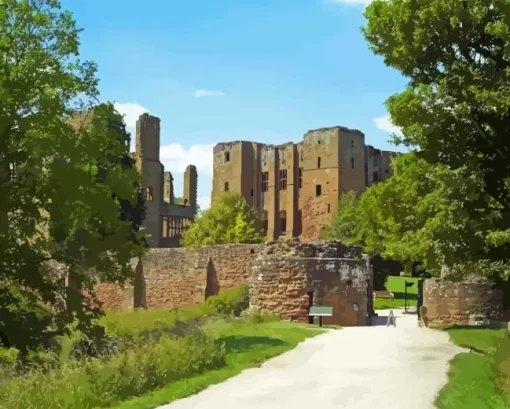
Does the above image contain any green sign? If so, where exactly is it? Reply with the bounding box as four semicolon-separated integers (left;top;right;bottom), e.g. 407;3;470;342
308;306;333;317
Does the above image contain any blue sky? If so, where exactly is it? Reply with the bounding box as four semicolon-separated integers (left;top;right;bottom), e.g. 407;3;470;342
62;0;407;209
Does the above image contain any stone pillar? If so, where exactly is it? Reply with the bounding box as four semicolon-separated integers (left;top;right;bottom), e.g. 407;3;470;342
183;165;198;213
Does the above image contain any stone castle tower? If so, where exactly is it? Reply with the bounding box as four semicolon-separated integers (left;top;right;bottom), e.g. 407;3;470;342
135;113;198;248
211;126;398;242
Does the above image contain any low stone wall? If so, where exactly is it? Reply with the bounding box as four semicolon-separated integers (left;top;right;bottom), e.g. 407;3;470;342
95;244;263;309
422;278;504;328
249;241;371;326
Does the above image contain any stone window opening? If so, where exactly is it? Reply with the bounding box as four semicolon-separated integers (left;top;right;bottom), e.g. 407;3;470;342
261;171;269;192
298;167;303;188
316;184;322;197
327;203;331;213
351;157;354;169
251;188;254;196
373;171;379;182
280;210;287;235
224;151;230;163
146;186;153;201
279;169;287;190
224;181;229;192
317;157;321;169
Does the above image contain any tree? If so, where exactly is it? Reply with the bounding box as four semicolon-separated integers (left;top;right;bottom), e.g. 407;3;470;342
0;0;146;350
363;0;510;278
181;192;264;248
322;153;498;277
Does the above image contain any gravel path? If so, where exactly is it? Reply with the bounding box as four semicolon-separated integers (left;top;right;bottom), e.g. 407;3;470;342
158;309;466;409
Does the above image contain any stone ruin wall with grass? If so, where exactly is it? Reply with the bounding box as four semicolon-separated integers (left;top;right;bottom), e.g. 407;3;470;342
249;240;372;326
421;278;504;328
95;244;263;310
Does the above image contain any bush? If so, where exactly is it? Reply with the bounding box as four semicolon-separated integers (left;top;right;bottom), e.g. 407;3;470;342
0;286;56;354
240;308;280;324
0;332;226;408
206;285;249;317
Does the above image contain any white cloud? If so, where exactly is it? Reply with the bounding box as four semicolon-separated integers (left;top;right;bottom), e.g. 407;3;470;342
114;102;151;129
194;89;226;98
373;115;402;135
160;143;214;176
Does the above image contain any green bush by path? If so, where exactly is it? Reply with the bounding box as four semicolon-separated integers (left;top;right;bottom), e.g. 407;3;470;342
205;285;249;316
436;327;510;409
113;320;325;409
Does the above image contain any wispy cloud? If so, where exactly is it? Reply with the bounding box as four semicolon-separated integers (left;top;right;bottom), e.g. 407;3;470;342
373;115;402;135
194;89;226;98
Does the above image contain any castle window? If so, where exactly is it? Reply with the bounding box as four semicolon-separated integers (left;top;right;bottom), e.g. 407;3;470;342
251;188;254;196
327;204;331;213
224;182;229;192
279;169;287;190
351;157;354;169
373;172;379;182
316;184;322;197
317;157;321;169
280;210;287;235
224;151;230;163
146;186;153;201
298;167;303;188
261;172;269;192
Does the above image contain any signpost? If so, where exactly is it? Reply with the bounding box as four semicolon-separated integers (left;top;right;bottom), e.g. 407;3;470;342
404;281;415;313
308;306;333;327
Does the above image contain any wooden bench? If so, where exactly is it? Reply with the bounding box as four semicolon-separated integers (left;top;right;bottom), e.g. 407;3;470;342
373;291;395;300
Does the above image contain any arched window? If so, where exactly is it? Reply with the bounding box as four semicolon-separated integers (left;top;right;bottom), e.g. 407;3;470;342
317;157;321;169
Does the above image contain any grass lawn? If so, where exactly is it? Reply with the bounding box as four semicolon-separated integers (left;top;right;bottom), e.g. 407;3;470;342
435;326;510;409
373;276;420;310
113;320;326;409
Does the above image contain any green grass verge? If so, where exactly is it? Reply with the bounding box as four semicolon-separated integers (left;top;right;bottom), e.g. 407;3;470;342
435;326;510;409
374;276;420;310
113;320;325;409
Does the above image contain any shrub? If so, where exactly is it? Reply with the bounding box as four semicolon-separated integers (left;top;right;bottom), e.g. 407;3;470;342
0;332;226;408
240;308;280;324
0;286;56;354
206;285;249;317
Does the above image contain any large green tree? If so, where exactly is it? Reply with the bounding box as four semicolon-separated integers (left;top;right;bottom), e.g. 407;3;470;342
322;153;497;277
363;0;510;278
0;0;146;349
181;192;264;248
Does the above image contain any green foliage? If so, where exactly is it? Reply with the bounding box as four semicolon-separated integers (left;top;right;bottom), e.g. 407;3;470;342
181;192;264;248
362;0;510;278
0;286;56;353
205;285;249;317
322;152;510;277
0;332;225;409
0;0;147;349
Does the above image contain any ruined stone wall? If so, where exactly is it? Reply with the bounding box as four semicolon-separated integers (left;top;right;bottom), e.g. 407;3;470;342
422;278;504;328
95;244;263;310
249;241;371;326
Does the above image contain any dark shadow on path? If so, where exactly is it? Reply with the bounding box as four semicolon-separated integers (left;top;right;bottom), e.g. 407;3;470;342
217;335;286;353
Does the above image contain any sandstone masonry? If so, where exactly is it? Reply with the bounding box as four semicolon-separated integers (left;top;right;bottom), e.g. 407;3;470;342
211;126;399;242
422;278;504;328
249;241;372;326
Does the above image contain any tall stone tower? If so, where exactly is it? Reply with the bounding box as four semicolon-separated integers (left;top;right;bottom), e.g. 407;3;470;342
136;113;163;247
183;165;198;211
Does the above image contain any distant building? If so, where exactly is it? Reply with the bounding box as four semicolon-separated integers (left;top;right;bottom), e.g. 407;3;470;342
211;126;398;242
134;113;198;248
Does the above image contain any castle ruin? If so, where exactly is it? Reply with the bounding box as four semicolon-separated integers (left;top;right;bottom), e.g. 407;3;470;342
211;126;398;241
134;113;198;248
